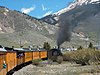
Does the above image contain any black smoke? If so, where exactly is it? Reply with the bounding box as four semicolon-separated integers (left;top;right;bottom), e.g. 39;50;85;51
57;14;73;46
56;2;100;46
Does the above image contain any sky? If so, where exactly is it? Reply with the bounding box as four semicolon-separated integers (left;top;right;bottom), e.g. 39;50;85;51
0;0;73;18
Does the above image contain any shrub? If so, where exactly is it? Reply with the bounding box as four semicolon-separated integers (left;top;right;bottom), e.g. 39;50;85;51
50;56;57;62
74;50;90;65
63;49;100;65
63;52;74;61
57;56;63;64
32;58;42;66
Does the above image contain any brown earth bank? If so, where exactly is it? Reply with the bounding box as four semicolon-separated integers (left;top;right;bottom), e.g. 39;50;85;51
13;61;100;75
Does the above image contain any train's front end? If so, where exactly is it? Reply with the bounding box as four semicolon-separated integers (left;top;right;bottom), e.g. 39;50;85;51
48;45;62;61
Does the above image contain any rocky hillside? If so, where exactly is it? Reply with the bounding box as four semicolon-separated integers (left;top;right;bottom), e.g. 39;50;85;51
1;0;100;47
40;0;100;47
0;6;57;47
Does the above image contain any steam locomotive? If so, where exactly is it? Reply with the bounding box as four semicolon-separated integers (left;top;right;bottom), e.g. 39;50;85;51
48;46;62;61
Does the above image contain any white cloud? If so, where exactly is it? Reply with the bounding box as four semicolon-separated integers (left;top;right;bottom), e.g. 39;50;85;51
42;4;45;10
42;4;48;11
43;11;52;17
21;6;35;14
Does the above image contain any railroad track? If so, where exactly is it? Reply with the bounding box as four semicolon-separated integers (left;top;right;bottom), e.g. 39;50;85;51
6;61;32;75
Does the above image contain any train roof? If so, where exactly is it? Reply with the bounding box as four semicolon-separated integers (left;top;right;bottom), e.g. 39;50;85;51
5;47;14;52
23;48;41;52
14;48;24;50
0;48;7;52
23;48;33;52
23;48;47;52
39;48;47;51
30;48;47;51
0;45;16;52
14;48;33;52
13;47;47;52
13;48;26;52
0;45;7;52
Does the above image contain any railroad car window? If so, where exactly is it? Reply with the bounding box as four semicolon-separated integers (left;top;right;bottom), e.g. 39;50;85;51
17;53;24;58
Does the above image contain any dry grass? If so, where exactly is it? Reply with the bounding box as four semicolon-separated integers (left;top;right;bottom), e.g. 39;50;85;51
13;61;100;75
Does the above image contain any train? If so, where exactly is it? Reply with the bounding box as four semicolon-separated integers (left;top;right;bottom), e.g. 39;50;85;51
48;48;62;61
0;45;47;75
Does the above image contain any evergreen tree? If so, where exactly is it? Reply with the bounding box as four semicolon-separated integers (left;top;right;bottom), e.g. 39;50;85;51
88;42;93;49
43;42;51;50
78;45;83;50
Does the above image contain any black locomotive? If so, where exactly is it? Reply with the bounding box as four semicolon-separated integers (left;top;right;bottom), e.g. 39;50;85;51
48;46;62;61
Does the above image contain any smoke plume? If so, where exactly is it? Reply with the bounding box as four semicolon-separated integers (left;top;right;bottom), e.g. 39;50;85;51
56;3;100;46
57;13;73;46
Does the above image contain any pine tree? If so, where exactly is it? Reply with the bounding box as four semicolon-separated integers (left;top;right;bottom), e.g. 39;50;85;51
88;42;93;49
43;42;51;50
78;45;83;50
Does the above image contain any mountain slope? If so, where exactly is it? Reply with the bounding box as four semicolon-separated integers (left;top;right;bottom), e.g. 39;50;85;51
0;6;57;47
1;0;100;47
40;0;100;46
